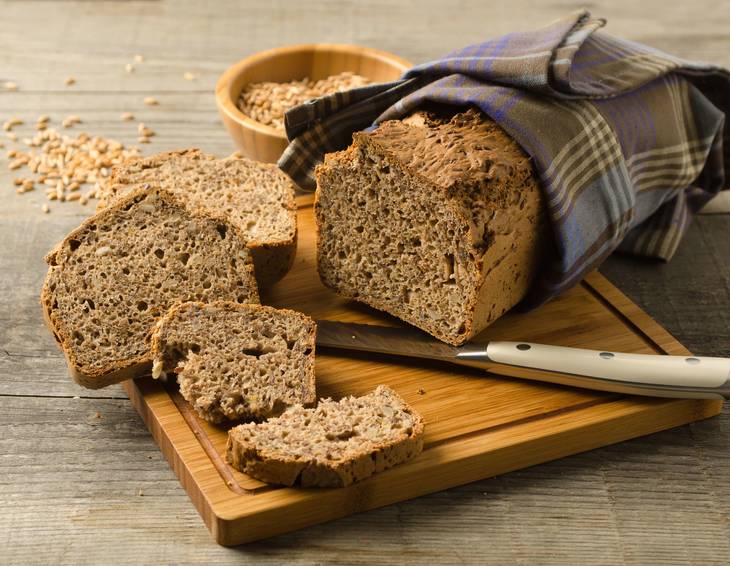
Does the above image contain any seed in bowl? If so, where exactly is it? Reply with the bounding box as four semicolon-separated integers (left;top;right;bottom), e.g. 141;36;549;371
237;71;371;131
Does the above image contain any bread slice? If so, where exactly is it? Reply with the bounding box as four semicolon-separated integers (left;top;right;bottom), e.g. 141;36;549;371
41;186;260;389
150;301;316;423
96;149;297;287
315;107;548;346
226;385;424;487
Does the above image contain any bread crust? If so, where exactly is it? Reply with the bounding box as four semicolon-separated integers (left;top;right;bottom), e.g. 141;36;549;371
40;185;260;388
96;148;298;288
225;386;425;488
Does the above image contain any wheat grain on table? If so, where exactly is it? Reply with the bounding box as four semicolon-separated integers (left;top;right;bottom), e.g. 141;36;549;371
1;0;729;564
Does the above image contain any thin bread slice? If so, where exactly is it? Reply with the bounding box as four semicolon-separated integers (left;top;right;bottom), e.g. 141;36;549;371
41;186;260;389
151;301;316;423
226;385;424;487
96;149;297;287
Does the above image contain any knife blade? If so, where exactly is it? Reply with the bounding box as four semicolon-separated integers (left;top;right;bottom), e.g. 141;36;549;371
315;319;730;399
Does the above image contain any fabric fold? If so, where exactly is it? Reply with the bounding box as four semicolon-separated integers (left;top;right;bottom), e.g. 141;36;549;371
278;10;730;308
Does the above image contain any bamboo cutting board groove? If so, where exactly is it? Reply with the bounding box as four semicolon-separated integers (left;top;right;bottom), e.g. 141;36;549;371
124;195;723;546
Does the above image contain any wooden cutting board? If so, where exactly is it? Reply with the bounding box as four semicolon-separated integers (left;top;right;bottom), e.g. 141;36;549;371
124;195;722;546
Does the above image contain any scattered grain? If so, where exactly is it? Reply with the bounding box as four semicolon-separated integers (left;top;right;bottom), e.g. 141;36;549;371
64;76;76;86
134;54;145;63
4;118;23;131
138;136;151;144
238;71;371;130
3;81;18;91
183;71;196;81
137;123;155;137
61;115;82;128
121;112;135;122
5;125;140;206
41;203;50;213
6;132;17;141
143;96;159;106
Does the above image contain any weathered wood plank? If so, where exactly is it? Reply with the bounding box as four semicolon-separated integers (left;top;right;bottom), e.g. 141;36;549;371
601;215;730;358
1;394;729;564
2;0;730;562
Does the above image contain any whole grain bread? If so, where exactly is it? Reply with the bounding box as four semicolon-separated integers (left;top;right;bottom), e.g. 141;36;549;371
96;149;297;287
226;385;424;487
151;301;316;423
41;186;260;389
315;107;548;346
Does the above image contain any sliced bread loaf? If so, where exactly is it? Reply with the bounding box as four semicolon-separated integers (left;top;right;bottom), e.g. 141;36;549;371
150;301;316;423
315;107;548;346
41;186;260;389
96;149;297;287
226;385;424;487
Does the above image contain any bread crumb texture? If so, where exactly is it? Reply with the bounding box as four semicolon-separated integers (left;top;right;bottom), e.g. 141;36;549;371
226;385;424;487
315;107;546;345
152;301;316;424
41;187;259;386
96;149;298;286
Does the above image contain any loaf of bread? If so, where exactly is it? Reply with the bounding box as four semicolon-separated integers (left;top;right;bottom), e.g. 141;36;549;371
226;385;424;487
151;301;316;423
315;107;547;346
96;149;297;287
41;187;260;389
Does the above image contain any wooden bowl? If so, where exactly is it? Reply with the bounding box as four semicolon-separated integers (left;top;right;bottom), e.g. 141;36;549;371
215;44;412;163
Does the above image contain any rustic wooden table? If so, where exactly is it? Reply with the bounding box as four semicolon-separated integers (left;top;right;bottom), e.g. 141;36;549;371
2;1;729;564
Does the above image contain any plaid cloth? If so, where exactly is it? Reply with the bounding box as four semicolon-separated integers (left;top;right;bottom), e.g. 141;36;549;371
279;10;730;307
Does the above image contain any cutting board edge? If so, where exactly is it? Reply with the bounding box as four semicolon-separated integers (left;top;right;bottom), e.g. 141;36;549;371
123;378;722;546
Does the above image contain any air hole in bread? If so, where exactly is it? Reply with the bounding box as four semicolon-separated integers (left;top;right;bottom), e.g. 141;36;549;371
68;239;81;252
242;348;263;358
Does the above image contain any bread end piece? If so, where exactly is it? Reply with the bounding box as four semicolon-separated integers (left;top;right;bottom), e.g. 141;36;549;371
315;107;548;345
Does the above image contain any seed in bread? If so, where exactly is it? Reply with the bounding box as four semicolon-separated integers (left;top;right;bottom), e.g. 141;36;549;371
226;385;424;487
40;186;260;389
96;149;297;287
315;107;548;346
151;301;316;424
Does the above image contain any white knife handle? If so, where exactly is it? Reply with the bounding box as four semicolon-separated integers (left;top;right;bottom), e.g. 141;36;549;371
455;342;730;399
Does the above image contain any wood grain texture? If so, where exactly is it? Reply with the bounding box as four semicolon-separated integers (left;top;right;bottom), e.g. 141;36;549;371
124;201;721;546
2;0;729;563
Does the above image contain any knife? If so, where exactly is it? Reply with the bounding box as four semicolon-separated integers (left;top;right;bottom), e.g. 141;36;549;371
315;320;730;399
